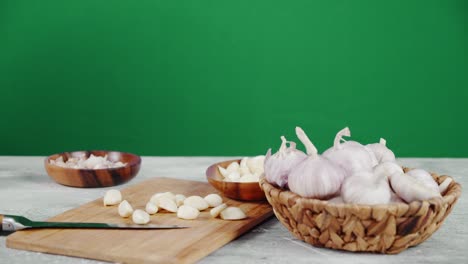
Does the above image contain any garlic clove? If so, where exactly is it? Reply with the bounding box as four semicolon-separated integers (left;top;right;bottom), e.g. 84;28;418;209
118;200;134;217
132;209;150;225
175;194;186;207
247;155;265;171
204;193;223;207
239;174;258;182
210;203;228;218
177;205;200;220
390;172;442;203
239;166;251;176
226;162;240;174
103;189;122;206
439;178;452;194
226;171;241;182
220;206;247;220
150;192;176;205
240;157;248;168
157;197;178;213
145;202;159;215
184;196;209;211
218;166;229;178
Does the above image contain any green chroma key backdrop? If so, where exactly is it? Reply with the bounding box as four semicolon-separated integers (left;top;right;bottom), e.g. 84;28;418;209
1;0;467;157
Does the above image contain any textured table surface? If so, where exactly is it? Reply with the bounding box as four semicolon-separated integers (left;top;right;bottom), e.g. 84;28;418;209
0;156;466;263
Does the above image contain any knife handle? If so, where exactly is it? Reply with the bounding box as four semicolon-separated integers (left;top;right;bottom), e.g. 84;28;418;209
0;214;3;231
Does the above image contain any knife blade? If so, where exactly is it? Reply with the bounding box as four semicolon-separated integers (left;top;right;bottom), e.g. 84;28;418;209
1;214;188;231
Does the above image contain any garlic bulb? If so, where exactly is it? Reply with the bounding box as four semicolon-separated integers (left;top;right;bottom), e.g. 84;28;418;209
264;135;307;188
390;172;441;203
366;138;396;163
288;127;345;199
341;171;391;205
373;161;403;180
406;169;439;193
322;127;377;177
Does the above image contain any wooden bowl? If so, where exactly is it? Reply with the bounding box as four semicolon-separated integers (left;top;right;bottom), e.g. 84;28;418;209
45;151;141;188
206;159;266;201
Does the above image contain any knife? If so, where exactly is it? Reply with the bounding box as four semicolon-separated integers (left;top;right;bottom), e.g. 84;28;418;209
0;214;188;231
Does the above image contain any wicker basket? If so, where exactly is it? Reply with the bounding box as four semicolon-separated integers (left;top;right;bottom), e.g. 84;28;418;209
259;168;462;254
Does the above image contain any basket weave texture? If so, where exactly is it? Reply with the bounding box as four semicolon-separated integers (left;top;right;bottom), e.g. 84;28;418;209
259;168;461;254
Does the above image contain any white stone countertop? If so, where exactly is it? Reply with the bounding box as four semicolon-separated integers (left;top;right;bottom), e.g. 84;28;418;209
0;156;466;263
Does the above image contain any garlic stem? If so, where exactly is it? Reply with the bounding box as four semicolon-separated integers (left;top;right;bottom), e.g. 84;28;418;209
333;127;351;150
295;127;318;157
279;136;287;152
380;138;387;146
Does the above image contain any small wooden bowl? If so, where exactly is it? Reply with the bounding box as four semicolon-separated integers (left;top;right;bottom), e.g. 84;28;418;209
45;151;141;188
206;159;266;201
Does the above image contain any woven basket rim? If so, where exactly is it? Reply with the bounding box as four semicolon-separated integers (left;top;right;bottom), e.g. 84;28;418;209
259;169;462;211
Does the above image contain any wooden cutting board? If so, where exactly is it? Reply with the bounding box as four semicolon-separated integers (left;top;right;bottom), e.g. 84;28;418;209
6;177;274;264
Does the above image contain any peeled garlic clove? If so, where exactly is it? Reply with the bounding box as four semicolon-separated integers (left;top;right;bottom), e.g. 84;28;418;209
264;136;307;188
439;178;453;194
218;166;229;178
150;192;176;205
175;194;186;207
226;171;240;182
132;209;150;225
210;203;228;218
373;161;403;180
240;157;248;168
157;197;178;213
220;206;247;220
204;193;223;207
184;196;209;211
239;174;258;182
226;162;240;174
145;202;159;215
322;127;377;176
406;169;439;193
118;200;133;217
177;205;200;220
288;127;345;199
390;172;442;203
247;155;265;171
239;166;251;176
341;171;391;205
366;138;396;164
103;189;122;206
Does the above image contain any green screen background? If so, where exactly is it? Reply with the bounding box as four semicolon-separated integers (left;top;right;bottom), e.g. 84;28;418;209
1;0;467;157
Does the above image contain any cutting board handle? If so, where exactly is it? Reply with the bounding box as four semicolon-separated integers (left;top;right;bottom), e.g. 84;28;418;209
0;214;3;231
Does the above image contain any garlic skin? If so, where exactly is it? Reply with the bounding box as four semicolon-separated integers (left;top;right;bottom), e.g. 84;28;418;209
366;138;396;163
322;127;377;177
264;135;307;188
373;161;403;180
390;172;442;203
341;171;391;205
288;127;345;199
406;169;439;193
